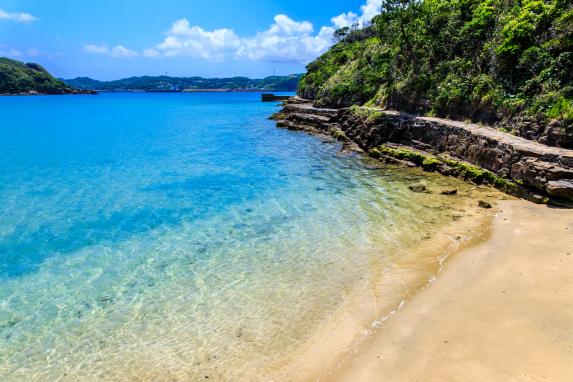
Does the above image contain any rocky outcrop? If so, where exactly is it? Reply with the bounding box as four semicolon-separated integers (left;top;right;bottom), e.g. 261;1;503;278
272;98;573;203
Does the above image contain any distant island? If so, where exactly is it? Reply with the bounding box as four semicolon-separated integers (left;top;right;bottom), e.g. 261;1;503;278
0;57;94;95
63;74;302;92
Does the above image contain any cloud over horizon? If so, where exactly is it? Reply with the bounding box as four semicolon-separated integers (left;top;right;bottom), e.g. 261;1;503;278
330;0;381;28
0;8;37;23
84;44;139;58
84;0;380;64
0;43;41;58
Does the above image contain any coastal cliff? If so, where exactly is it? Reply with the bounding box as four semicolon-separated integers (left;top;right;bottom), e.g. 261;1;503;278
272;98;573;203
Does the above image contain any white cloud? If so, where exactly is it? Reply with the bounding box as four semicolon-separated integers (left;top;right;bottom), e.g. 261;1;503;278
155;19;240;60
0;44;42;58
331;0;380;28
236;15;334;63
143;48;160;58
0;47;22;57
331;12;358;29
267;14;313;35
0;8;37;23
84;0;379;64
84;44;108;54
110;45;139;58
359;0;382;24
84;44;139;58
26;48;40;56
148;14;334;64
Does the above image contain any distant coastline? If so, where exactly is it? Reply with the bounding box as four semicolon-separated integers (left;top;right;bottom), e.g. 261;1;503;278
82;89;294;93
0;90;96;96
0;56;301;95
63;74;301;93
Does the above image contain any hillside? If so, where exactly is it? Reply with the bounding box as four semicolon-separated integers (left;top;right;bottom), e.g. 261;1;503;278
64;74;302;92
0;58;85;95
299;0;573;148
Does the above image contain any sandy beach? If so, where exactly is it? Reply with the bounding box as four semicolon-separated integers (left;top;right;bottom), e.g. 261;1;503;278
264;198;573;381
329;200;573;381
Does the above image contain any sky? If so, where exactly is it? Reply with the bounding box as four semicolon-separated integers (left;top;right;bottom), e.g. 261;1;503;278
0;0;380;80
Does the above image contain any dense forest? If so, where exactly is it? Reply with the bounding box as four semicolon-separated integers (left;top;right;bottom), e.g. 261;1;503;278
64;74;302;92
0;58;79;94
299;0;573;146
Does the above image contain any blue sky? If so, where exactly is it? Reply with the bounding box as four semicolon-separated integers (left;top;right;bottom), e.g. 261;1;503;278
0;0;379;80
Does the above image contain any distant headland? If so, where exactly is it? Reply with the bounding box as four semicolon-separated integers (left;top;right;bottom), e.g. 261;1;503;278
0;58;95;95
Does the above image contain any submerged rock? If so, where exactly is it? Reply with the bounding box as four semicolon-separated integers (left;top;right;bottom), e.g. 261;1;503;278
409;184;426;193
478;200;493;209
440;189;458;195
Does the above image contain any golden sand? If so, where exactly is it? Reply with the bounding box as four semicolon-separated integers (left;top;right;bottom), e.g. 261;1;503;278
263;188;518;380
307;200;573;381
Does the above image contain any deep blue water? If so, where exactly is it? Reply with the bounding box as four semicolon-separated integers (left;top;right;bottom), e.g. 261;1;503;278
0;92;471;381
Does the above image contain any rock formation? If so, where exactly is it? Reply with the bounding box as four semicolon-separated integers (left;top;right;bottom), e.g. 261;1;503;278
272;98;573;203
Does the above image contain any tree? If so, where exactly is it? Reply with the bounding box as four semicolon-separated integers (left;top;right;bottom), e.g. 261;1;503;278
333;27;350;43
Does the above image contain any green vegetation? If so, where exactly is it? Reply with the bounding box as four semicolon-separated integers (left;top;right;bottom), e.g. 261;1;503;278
330;128;349;141
349;105;385;121
370;144;522;193
269;112;288;121
299;0;573;146
0;58;74;94
64;74;302;92
370;145;432;166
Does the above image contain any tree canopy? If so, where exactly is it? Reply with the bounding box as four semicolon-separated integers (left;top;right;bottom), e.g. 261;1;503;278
299;0;573;145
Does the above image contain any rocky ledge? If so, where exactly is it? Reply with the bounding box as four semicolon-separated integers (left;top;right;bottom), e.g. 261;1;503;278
271;98;573;204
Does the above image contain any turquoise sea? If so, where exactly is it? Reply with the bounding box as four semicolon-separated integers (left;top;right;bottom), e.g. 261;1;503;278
0;93;476;381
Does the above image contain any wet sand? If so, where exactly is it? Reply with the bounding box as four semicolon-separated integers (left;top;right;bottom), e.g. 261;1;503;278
330;200;573;381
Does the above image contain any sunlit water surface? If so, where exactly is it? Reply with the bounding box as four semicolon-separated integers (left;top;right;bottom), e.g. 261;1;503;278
0;93;475;381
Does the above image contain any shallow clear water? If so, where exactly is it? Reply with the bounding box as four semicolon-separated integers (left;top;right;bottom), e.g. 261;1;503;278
0;93;474;381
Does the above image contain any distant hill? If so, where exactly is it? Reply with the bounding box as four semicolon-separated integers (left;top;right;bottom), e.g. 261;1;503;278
64;74;302;92
0;58;89;95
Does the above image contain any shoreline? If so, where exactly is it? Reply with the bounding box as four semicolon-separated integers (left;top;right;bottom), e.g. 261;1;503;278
261;183;506;380
261;99;573;380
274;199;573;381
